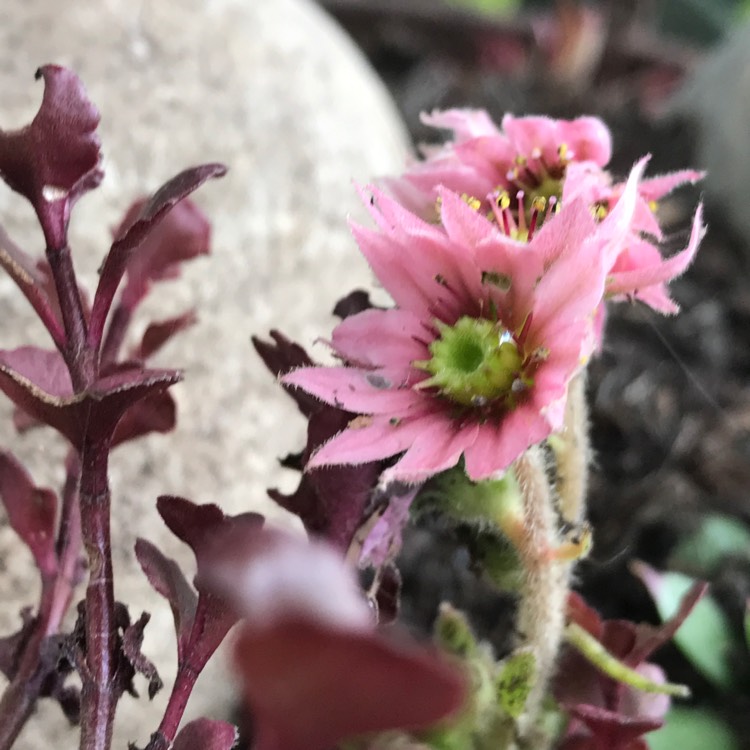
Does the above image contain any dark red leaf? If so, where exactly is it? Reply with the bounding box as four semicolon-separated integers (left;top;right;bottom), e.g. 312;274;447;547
111;391;176;446
134;539;197;663
235;620;466;750
172;718;237;750
252;331;318;417
152;497;264;672
0;225;64;345
0;349;181;448
135;310;198;361
121;612;163;700
0;66;102;250
332;289;378;319
269;408;381;553
0;451;58;576
114;199;210;312
566;703;663;749
202;527;466;750
89;163;226;348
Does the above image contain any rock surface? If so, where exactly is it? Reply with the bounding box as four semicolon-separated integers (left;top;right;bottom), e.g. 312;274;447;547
0;0;409;746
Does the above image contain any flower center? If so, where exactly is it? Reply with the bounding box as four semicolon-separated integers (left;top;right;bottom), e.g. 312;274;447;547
414;317;526;408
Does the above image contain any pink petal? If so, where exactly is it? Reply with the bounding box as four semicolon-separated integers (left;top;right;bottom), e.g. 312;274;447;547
557;117;612;166
331;309;429;369
381;420;480;485
462;408;551;480
438;188;496;247
308;415;432;468
606;204;705;302
638;169;704;201
598;157;649;269
421;108;500;141
502;114;559;162
283;367;421;415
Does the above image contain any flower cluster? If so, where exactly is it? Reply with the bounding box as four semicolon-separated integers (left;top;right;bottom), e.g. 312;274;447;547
284;111;705;486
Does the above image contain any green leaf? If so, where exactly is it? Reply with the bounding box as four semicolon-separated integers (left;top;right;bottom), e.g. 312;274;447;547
669;514;750;574
637;566;737;691
496;649;535;719
648;707;738;750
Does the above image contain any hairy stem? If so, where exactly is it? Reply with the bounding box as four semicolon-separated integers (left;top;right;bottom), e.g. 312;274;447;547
513;446;568;744
0;456;82;750
513;374;591;747
78;438;117;750
553;371;590;525
144;664;199;750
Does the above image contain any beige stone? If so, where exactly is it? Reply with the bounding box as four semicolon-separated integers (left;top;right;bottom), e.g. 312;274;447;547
0;0;409;746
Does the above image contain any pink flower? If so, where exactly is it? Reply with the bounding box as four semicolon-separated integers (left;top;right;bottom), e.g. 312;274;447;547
388;109;705;318
283;172;638;485
387;109;611;220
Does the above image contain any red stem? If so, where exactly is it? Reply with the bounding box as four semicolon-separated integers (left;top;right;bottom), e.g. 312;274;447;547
99;305;131;367
78;439;117;750
144;664;199;750
0;456;82;750
46;244;96;390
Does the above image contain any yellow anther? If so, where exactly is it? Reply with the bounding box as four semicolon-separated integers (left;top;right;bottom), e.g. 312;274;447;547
496;191;511;210
558;142;569;162
461;194;482;211
531;195;547;213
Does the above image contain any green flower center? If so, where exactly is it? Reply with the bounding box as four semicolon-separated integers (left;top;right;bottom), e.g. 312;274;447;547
414;317;526;407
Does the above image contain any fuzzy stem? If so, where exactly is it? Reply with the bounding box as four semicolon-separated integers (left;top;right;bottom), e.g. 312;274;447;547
78;438;117;750
513;373;591;747
144;664;199;750
553;371;590;525
513;446;568;743
0;456;83;750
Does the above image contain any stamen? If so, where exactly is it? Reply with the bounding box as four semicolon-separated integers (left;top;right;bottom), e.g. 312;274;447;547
461;193;482;211
527;196;546;240
516;191;527;235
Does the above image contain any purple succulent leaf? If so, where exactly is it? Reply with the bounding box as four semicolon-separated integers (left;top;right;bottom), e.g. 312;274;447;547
0;65;102;250
201;527;466;750
153;496;265;672
252;331;318;417
0;346;72;397
358;486;419;570
0;352;181;447
628;564;707;666
110;390;176;447
565;703;663;748
115;198;211;312
134;539;198;663
88;163;226;348
121;612;163;700
0;225;64;345
155;495;227;559
134;310;198;361
269;408;382;551
172;719;238;750
0;451;58;577
234;621;466;750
